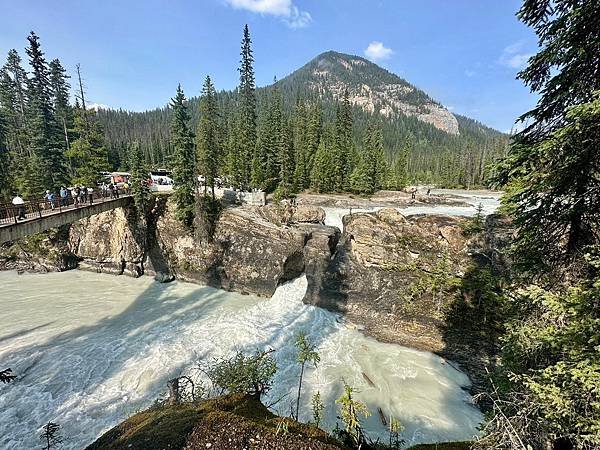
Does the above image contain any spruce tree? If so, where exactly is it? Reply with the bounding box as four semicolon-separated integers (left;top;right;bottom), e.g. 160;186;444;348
278;117;295;195
24;32;67;194
234;24;257;189
67;103;108;186
304;102;322;178
197;76;220;199
170;84;196;226
333;89;353;191
495;0;600;271
292;99;309;191
0;109;11;199
129;140;149;214
310;138;335;193
4;50;28;132
49;59;73;154
388;140;408;191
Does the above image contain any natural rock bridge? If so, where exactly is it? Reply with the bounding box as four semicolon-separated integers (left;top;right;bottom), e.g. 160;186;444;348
0;195;133;245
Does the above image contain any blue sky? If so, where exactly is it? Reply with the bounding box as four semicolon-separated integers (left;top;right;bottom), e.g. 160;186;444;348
0;0;538;132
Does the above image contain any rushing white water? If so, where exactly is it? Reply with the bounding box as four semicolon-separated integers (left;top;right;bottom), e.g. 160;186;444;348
0;270;482;449
323;189;502;229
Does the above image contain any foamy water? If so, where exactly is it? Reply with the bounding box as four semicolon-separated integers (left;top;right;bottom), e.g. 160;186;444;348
0;271;482;448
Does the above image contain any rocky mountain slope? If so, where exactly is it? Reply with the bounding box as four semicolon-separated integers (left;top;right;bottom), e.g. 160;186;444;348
276;51;459;135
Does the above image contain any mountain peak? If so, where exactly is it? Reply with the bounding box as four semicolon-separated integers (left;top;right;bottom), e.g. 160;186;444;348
278;50;460;135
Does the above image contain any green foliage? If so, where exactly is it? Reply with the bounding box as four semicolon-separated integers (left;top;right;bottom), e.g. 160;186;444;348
196;76;220;199
206;350;277;400
311;391;324;428
193;193;222;242
336;383;370;446
388;416;405;449
129;141;149;214
23;32;68;194
170;84;196;227
293;332;320;421
232;24;257;189
493;0;600;274
67;104;108;186
498;94;600;273
310;139;335;193
476;249;600;450
462;203;484;235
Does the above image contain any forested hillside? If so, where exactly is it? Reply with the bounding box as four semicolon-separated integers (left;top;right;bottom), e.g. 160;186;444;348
0;29;507;201
97;51;508;189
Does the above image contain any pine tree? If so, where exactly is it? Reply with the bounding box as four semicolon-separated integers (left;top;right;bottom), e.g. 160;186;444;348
24;32;67;194
170;84;196;226
233;24;257;189
197;76;220;199
388;135;410;190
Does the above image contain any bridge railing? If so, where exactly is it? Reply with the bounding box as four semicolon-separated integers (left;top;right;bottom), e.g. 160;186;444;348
0;189;131;226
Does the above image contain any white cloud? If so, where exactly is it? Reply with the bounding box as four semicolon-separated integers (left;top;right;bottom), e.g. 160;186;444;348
464;69;476;77
224;0;312;28
364;41;394;62
499;42;533;69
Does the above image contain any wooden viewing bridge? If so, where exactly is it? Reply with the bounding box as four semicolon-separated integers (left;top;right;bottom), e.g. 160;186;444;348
0;193;133;245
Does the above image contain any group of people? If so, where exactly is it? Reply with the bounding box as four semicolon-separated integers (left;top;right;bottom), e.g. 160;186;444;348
100;182;123;199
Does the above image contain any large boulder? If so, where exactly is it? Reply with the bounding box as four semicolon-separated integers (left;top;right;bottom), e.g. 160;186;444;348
68;207;146;277
305;208;472;352
157;201;338;297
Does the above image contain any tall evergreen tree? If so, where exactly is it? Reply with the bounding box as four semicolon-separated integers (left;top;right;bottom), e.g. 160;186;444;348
233;24;257;189
170;84;196;226
49;59;73;154
129;140;149;214
333;89;353;191
495;0;600;271
23;32;67;194
67;103;107;186
388;135;410;190
197;76;220;199
4;50;28;134
0;109;11;199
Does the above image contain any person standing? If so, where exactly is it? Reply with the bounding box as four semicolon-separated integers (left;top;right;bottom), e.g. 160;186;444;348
44;190;56;210
73;186;80;206
12;194;26;220
60;186;68;207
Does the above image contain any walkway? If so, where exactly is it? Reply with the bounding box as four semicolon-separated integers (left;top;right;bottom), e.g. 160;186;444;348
0;194;133;244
